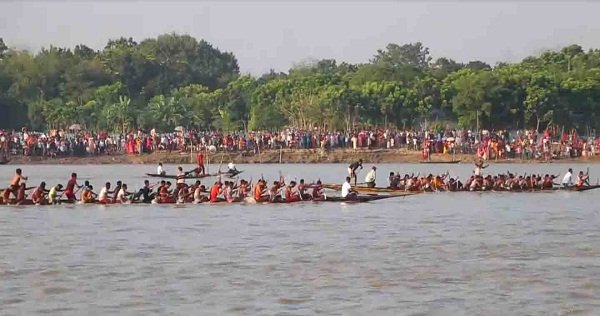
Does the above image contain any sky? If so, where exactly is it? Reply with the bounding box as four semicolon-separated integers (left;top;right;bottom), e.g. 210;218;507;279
1;1;600;75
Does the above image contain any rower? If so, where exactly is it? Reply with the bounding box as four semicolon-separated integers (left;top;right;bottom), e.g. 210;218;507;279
158;180;171;203
298;179;310;200
81;184;97;204
348;159;363;186
222;181;234;203
157;163;166;176
254;179;268;202
209;181;223;202
341;176;358;200
133;180;155;203
64;173;82;202
285;181;300;202
576;171;589;188
15;183;35;205
269;181;284;202
192;181;207;203
177;184;191;203
561;168;573;187
364;166;377;188
312;180;325;200
112;181;123;203
116;184;131;203
237;180;249;199
389;172;400;189
32;182;49;205
48;184;64;205
98;182;113;204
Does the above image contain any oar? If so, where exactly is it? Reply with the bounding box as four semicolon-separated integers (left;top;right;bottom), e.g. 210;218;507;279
586;167;590;185
217;154;224;172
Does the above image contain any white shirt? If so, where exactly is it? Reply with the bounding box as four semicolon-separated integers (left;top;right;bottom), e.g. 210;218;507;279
157;165;164;174
474;166;483;176
116;189;127;203
176;172;185;184
341;181;352;197
228;162;236;170
365;170;376;183
562;172;573;185
98;187;108;200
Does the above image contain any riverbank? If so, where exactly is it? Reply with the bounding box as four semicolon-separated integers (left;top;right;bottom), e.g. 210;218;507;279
3;148;600;165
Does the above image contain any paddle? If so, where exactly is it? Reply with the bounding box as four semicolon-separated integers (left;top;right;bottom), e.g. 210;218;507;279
585;167;590;186
217;154;224;173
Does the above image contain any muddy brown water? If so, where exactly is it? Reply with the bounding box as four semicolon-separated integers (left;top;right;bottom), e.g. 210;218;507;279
0;164;599;314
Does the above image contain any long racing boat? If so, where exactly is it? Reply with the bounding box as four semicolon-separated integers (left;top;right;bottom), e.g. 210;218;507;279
323;183;600;193
145;170;243;179
0;193;403;206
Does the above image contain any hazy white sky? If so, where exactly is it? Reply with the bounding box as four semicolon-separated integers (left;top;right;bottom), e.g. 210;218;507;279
1;1;600;74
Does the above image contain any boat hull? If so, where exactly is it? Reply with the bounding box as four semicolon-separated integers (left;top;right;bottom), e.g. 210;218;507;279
419;160;461;164
145;170;243;179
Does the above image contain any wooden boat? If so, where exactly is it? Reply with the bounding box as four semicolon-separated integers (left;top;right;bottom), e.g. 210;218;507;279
0;194;396;206
316;195;400;203
554;184;600;192
324;183;600;194
419;160;461;164
146;173;212;179
323;184;406;193
0;160;9;165
145;170;243;179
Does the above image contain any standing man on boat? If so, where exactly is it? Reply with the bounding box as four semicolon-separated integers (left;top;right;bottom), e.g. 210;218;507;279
561;168;574;187
365;166;377;188
348;159;363;186
64;173;82;203
7;168;28;200
195;152;206;176
474;159;488;177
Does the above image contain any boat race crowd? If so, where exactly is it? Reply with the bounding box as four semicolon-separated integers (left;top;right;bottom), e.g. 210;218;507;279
0;126;598;161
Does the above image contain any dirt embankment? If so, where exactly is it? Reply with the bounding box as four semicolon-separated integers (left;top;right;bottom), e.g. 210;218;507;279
5;148;600;165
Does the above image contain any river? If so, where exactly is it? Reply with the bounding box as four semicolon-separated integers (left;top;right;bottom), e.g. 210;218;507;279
1;163;599;315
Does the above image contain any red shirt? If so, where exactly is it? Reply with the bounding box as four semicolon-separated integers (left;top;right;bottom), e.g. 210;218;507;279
66;178;77;192
210;185;220;202
197;153;204;165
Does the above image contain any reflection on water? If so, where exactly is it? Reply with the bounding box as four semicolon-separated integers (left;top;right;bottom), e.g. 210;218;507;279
0;164;599;314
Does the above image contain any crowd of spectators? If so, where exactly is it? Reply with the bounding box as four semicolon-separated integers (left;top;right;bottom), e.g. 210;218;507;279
0;126;598;161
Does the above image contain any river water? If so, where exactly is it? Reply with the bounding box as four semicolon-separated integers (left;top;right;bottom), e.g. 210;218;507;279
1;163;599;315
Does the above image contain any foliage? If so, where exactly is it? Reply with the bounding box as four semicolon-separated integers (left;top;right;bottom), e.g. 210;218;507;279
1;36;600;132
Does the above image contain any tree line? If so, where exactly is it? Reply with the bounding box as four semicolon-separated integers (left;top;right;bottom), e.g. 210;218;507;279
1;34;599;133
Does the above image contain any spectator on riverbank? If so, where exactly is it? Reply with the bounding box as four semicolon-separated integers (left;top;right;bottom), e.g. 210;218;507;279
0;126;596;161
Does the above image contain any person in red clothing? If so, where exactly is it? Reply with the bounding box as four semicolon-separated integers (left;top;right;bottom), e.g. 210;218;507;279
284;181;301;202
64;173;82;202
7;168;28;200
159;181;175;203
209;181;222;202
14;183;35;205
195;152;206;176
